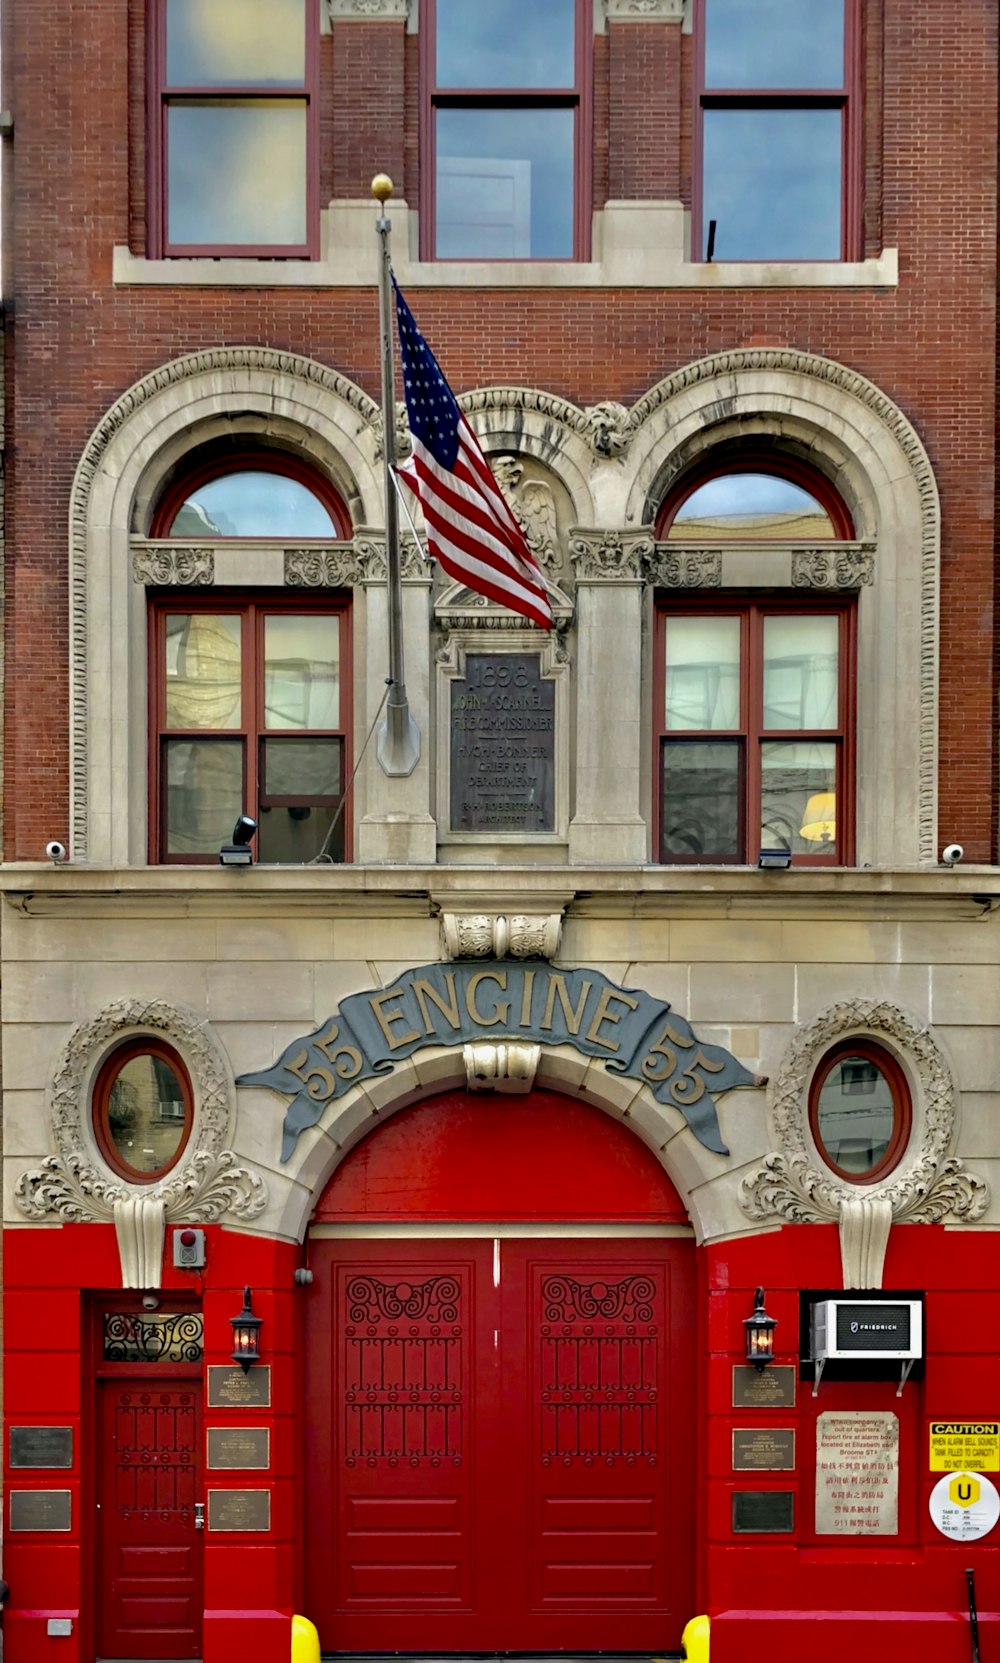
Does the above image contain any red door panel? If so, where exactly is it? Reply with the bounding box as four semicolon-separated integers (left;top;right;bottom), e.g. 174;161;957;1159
306;1237;694;1652
99;1381;202;1660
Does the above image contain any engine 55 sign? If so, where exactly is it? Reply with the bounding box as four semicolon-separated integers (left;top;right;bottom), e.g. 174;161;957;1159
929;1422;1000;1472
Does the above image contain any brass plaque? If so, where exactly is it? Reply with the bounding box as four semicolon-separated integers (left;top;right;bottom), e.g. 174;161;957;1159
207;1488;271;1533
207;1427;270;1470
732;1428;796;1472
732;1365;796;1409
9;1426;73;1469
450;652;556;833
731;1489;795;1534
207;1365;271;1409
10;1490;72;1532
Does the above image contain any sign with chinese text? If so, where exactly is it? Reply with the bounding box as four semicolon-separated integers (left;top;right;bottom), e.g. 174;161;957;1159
815;1411;899;1535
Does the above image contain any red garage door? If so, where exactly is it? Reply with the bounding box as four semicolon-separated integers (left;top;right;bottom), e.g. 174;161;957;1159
305;1232;695;1651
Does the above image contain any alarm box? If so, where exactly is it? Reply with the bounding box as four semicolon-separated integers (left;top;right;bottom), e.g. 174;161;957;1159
812;1298;923;1362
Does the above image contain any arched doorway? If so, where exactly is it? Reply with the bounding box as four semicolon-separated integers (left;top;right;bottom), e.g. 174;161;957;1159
303;1087;697;1652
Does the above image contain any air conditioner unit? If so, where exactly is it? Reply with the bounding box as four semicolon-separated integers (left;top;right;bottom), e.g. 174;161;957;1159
811;1298;923;1396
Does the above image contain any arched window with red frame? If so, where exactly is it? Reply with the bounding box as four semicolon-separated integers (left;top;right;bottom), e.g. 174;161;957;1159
148;452;353;865
654;458;856;867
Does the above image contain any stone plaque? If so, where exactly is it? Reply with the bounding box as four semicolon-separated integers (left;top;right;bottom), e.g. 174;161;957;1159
732;1365;796;1408
450;652;555;833
207;1488;271;1532
9;1426;73;1469
732;1428;796;1472
731;1489;795;1533
9;1490;72;1532
207;1427;270;1470
207;1365;271;1409
815;1411;899;1536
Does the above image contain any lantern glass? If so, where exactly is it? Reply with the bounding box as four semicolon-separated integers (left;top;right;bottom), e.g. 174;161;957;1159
744;1287;776;1370
230;1286;262;1373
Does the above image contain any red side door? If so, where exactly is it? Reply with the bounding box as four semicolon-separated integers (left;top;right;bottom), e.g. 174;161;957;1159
306;1237;695;1652
98;1379;203;1660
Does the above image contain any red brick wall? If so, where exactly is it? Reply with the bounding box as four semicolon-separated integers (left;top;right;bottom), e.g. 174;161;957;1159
2;0;997;858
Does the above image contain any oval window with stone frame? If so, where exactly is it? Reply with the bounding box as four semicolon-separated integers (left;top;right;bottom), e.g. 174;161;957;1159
808;1039;911;1183
93;1040;194;1183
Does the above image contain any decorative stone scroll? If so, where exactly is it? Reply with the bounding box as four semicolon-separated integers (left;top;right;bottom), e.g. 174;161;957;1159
353;533;427;583
644;546;723;588
442;912;563;961
326;0;409;18
284;547;363;587
15;1002;267;1256
603;0;685;17
238;961;763;1162
739;1000;988;1287
465;1042;541;1094
791;544;876;589
131;546;214;586
569;529;653;581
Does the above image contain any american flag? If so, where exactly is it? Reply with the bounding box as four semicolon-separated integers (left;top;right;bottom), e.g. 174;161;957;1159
393;280;553;630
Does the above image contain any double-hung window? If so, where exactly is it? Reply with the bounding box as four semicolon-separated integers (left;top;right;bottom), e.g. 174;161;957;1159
422;0;589;260
151;0;319;257
696;0;859;262
656;601;855;867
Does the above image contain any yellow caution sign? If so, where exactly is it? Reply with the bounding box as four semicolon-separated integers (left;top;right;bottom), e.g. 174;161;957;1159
929;1422;1000;1472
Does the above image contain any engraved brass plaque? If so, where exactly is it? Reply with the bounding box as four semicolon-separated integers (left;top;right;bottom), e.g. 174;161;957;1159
732;1428;796;1472
731;1489;795;1534
732;1365;796;1408
9;1426;73;1469
207;1488;271;1532
450;652;555;833
207;1427;270;1470
9;1489;72;1532
207;1366;271;1409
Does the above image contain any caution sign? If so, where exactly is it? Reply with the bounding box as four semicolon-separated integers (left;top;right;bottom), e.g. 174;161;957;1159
928;1422;1000;1472
929;1471;1000;1542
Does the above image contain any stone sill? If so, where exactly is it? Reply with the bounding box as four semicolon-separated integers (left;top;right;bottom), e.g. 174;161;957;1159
2;864;997;922
112;203;899;291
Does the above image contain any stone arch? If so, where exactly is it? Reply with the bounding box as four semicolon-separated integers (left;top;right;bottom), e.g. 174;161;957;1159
457;386;598;525
263;1044;758;1246
68;347;386;863
621;349;940;865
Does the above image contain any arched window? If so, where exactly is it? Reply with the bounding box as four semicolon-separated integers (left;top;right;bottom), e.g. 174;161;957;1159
93;1040;194;1183
148;454;352;864
659;459;852;541
808;1040;911;1183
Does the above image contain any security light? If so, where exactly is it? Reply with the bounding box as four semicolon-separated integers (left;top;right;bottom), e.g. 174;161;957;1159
219;815;257;869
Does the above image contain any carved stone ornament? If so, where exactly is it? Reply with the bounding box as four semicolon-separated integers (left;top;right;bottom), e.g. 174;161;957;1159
570;530;653;582
131;546;214;586
284;546;363;587
327;0;409;17
354;533;428;583
739;1000;988;1288
442;912;563;961
583;401;633;456
644;546;723;588
791;544;876;589
603;0;685;18
114;1195;167;1290
464;1042;541;1095
370;399;412;463
492;457;561;572
15;1001;268;1250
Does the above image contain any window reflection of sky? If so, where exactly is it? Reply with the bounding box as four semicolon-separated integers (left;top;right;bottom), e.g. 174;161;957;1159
168;102;307;246
166;0;305;86
170;472;335;538
678;473;827;524
436;0;575;88
437;108;573;258
705;0;843;89
703;109;841;261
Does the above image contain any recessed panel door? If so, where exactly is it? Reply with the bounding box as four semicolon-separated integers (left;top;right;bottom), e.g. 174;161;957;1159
98;1380;202;1660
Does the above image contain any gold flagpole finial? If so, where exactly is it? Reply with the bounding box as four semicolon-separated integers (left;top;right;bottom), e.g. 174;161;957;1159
371;173;394;206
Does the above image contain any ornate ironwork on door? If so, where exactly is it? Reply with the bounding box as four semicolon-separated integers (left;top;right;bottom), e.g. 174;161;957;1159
344;1275;464;1468
103;1311;204;1363
113;1389;198;1520
539;1274;659;1466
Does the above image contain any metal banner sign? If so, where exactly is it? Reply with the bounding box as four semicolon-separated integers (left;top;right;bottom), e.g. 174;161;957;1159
238;961;761;1162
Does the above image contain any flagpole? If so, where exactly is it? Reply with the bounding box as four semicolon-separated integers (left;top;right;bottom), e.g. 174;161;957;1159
372;172;420;777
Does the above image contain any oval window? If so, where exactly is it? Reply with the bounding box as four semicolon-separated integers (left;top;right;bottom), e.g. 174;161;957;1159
94;1042;193;1182
809;1041;910;1182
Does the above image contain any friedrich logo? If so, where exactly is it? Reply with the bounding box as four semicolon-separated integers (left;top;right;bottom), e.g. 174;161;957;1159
850;1319;899;1333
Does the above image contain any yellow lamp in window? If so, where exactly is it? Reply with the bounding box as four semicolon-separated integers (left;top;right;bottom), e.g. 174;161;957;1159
800;792;836;844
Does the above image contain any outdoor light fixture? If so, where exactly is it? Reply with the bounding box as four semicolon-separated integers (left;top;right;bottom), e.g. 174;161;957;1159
230;1286;263;1372
219;815;257;869
758;847;792;871
744;1286;777;1370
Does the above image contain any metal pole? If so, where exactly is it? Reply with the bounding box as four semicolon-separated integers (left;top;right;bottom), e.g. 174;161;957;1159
372;172;420;777
966;1567;981;1663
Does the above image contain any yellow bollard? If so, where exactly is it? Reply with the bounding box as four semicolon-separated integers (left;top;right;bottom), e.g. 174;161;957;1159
291;1613;321;1663
681;1612;710;1662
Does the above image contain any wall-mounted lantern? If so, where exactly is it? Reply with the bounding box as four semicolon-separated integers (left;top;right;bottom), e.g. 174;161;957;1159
230;1286;262;1373
744;1286;777;1370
